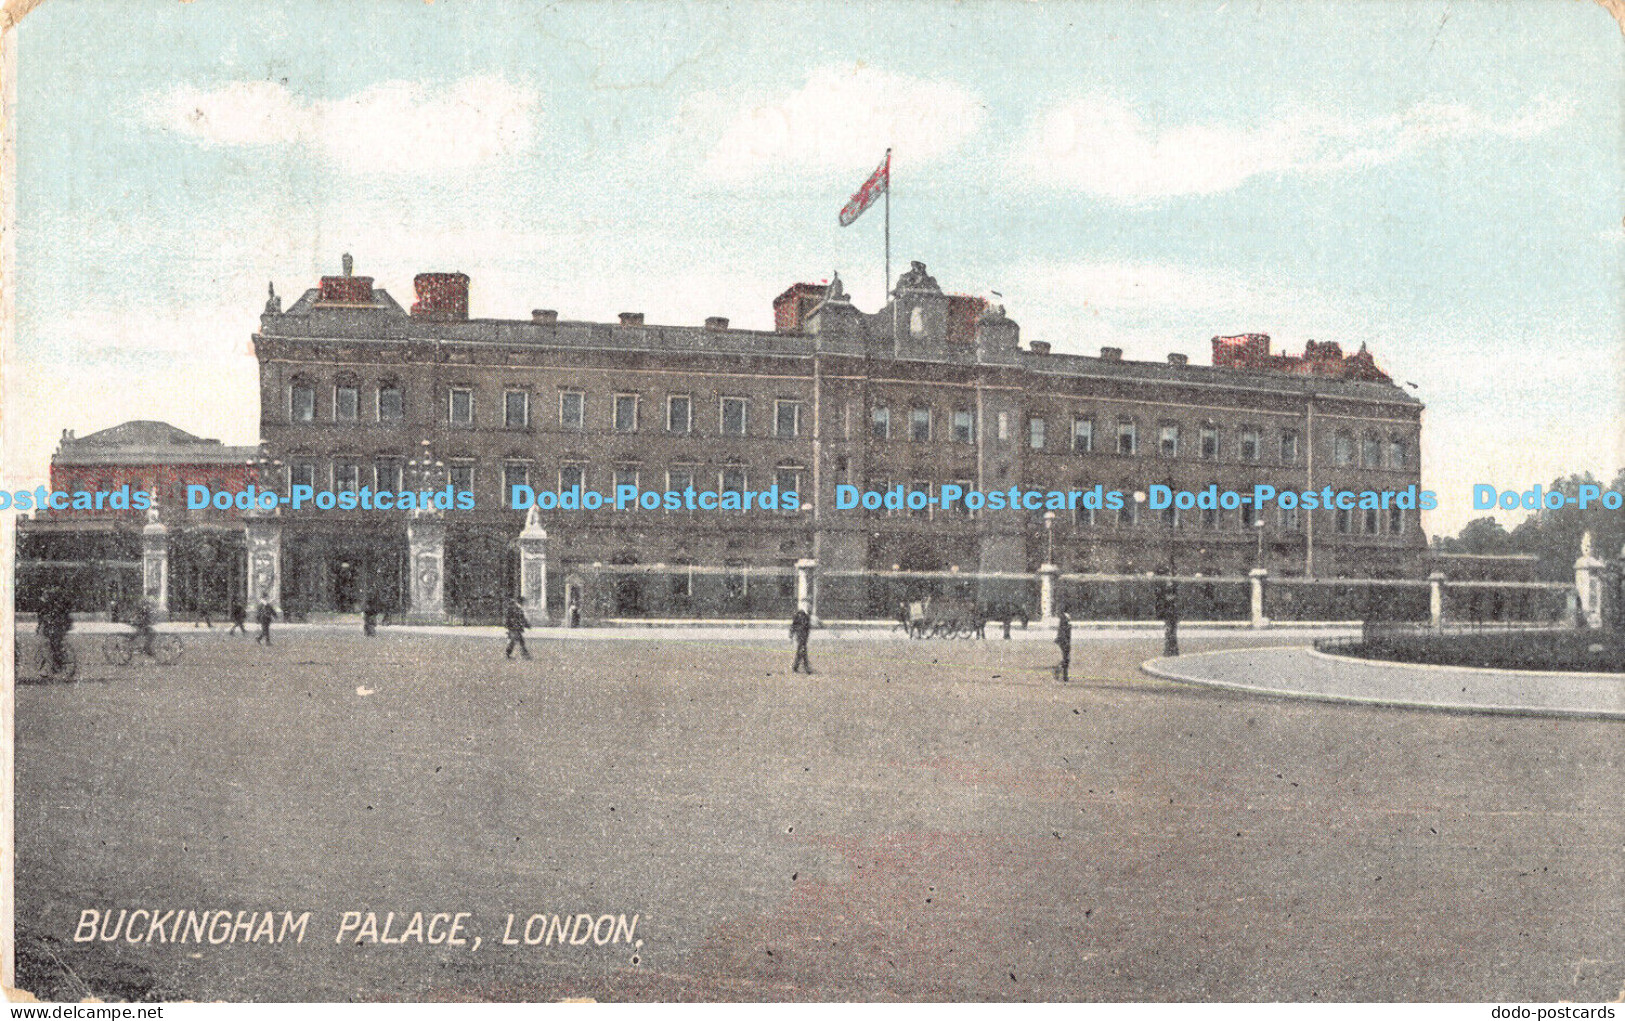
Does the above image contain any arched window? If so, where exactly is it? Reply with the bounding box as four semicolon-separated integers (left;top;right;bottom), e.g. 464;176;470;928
333;373;360;424
1333;431;1354;467
1238;426;1261;463
1388;436;1408;470
1361;433;1382;469
377;381;403;424
290;376;316;423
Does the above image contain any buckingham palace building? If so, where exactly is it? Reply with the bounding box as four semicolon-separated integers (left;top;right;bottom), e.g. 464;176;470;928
249;257;1424;622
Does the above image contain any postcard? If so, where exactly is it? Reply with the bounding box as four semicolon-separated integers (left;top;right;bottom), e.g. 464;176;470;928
4;0;1623;1006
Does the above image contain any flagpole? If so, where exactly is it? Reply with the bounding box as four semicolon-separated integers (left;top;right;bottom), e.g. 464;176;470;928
885;148;894;353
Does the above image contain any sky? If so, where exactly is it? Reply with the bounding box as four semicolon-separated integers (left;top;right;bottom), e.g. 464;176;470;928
5;0;1622;536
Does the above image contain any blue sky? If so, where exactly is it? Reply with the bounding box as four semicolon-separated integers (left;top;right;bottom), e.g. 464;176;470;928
6;0;1621;534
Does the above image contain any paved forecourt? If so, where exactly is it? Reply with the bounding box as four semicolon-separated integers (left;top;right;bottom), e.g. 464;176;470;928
1144;645;1625;719
13;625;1625;1002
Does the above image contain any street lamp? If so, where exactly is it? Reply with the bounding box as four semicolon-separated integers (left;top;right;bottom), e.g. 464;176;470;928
248;447;283;501
406;440;445;502
1255;517;1266;568
1043;510;1056;564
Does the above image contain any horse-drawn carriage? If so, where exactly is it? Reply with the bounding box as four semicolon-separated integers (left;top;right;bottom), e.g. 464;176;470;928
902;597;985;639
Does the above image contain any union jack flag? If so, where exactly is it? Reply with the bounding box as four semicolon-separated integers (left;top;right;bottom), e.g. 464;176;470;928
839;150;890;227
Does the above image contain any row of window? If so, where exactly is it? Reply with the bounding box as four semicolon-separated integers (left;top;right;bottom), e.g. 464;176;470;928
274;456;1408;534
286;383;1412;470
281;458;807;510
290;382;406;424
1010;415;1408;469
290;381;807;439
859;479;1406;535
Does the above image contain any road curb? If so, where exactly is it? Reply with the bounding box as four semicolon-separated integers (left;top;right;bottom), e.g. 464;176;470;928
1141;647;1625;721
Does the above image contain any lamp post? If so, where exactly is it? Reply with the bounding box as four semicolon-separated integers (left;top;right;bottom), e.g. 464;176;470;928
242;446;283;611
248;446;282;497
1255;517;1266;569
403;439;448;623
406;439;445;498
1039;511;1059;622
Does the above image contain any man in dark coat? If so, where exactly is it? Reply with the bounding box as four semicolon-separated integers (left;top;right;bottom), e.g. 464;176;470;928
228;598;248;635
38;590;73;674
504;600;532;660
790;608;813;674
1055;611;1072;683
255;601;277;645
131;599;157;658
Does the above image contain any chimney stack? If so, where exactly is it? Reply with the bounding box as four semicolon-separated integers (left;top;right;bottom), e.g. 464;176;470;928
619;312;644;327
705;316;729;331
1029;341;1052;355
532;309;558;325
319;256;374;305
1100;347;1123;361
1168;353;1189;366
409;272;470;321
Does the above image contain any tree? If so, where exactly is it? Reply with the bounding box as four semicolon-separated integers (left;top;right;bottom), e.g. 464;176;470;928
1434;471;1625;580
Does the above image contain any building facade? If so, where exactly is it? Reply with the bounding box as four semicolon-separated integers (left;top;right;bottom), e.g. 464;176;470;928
18;421;257;614
252;259;1425;621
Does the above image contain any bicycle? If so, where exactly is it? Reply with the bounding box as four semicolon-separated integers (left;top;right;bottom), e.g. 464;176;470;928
103;632;183;666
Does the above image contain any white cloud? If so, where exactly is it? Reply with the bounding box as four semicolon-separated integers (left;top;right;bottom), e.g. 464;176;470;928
150;76;542;174
693;64;985;183
1016;96;1571;201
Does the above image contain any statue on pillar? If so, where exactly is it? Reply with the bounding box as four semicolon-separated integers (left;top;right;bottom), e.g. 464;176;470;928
404;445;449;623
1575;529;1607;629
141;505;170;617
406;513;447;623
243;508;283;610
518;505;550;623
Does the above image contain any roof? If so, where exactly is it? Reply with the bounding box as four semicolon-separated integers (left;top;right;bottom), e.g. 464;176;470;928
258;286;1421;409
1018;349;1422;407
53;421;258;466
283;287;405;316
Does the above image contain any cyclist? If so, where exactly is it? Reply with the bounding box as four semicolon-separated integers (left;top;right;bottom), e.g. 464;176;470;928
37;589;73;674
131;599;158;658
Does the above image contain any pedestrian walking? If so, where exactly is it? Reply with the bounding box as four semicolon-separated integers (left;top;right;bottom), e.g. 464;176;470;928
254;600;277;645
131;599;157;659
38;589;73;674
363;593;381;637
790;607;813;674
228;598;248;635
504;600;532;660
1054;610;1072;683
